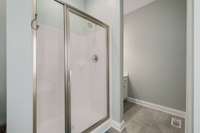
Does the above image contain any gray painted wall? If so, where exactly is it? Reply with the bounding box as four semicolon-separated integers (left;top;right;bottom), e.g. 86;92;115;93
7;0;33;132
0;0;6;124
124;0;186;111
69;0;86;11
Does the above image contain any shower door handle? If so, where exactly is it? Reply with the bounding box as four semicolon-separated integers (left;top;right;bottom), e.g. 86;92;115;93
67;69;72;90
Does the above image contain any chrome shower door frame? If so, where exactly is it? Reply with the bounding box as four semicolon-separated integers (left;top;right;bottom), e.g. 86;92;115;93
63;3;110;133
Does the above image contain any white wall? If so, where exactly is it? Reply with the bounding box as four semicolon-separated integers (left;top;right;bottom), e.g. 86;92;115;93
0;0;6;125
193;0;200;132
124;0;156;15
124;0;186;111
7;0;33;132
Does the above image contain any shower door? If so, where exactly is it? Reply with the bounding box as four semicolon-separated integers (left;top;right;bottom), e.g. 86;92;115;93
65;6;109;133
35;2;109;132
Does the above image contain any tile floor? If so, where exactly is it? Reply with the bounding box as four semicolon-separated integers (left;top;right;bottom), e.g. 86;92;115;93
107;101;185;133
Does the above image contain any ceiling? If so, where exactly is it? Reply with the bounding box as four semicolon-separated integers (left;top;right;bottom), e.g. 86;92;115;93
124;0;156;15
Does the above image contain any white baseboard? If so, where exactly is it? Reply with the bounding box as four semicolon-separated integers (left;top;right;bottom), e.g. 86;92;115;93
111;120;125;132
91;119;111;133
91;119;126;133
127;97;186;118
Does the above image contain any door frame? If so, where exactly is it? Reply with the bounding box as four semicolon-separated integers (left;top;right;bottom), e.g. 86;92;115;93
185;0;193;132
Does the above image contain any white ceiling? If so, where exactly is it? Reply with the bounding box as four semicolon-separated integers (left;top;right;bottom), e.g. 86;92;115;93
124;0;156;15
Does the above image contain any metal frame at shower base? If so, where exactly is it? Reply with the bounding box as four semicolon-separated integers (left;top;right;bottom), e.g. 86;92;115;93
32;0;110;133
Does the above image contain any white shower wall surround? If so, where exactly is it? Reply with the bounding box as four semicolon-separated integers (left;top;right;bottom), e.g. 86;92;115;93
70;26;108;133
37;24;65;133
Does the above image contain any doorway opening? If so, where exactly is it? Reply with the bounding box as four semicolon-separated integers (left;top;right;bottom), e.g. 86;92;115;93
122;0;192;133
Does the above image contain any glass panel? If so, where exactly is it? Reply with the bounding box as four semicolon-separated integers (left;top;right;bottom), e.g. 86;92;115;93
68;0;87;12
36;1;65;133
68;11;108;133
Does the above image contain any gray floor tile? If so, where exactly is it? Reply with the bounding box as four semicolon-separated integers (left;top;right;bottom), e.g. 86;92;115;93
106;101;184;133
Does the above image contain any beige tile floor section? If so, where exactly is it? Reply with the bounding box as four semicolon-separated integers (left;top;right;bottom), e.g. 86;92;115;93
107;101;185;133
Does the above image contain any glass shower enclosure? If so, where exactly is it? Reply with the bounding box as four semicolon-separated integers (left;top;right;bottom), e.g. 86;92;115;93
33;1;109;133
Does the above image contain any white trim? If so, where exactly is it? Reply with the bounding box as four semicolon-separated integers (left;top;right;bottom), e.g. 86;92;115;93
186;0;194;133
193;0;200;132
127;97;186;118
91;119;111;133
91;119;126;133
111;120;125;132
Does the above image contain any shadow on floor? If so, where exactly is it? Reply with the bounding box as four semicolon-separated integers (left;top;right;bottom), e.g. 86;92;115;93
124;100;134;113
